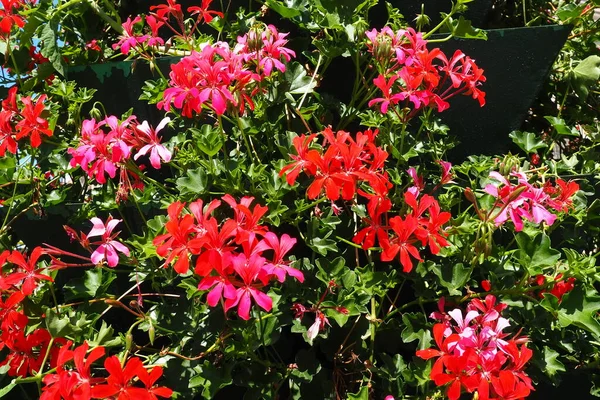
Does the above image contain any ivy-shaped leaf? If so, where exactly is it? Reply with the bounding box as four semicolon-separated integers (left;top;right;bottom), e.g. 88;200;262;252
516;232;561;275
571;55;600;98
176;167;208;195
509;131;548;154
285;62;317;95
40;21;65;76
557;286;600;338
444;16;488;40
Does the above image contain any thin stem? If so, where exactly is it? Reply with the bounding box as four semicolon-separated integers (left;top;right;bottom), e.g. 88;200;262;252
423;8;455;39
0;163;22;234
297;54;322;111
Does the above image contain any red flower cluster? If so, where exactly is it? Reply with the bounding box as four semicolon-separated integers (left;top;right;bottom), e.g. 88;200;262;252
0;0;27;37
146;0;222;43
534;273;575;303
365;27;486;116
41;342;172;400
0;87;53;155
279;127;452;273
113;0;223;55
0;248;61;378
158;24;294;117
378;191;451;272
153;196;303;320
68;115;172;201
417;296;533;400
279;127;389;202
0;247;52;296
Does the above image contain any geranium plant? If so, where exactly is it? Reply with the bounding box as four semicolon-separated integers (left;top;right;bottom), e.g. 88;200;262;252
0;0;599;398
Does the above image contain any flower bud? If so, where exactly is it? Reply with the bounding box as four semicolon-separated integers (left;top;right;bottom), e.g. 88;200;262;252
125;332;133;352
89;106;103;121
464;187;477;204
148;322;155;345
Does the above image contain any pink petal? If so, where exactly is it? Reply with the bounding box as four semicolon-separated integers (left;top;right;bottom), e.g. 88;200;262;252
87;217;106;238
237;290;252;320
104;245;119;267
91;246;106;265
109;240;130;256
250;288;272;312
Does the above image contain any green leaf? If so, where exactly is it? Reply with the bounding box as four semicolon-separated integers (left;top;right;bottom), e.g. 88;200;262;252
431;262;471;296
264;0;304;18
571;55;600;99
40;21;65;76
516;233;561;275
347;386;369;400
556;3;587;21
45;308;74;337
308;236;337;256
509;131;548;154
556;286;600;338
401;313;432;350
445;16;488;40
192;125;224;157
542;346;566;377
88;321;121;347
544;116;579;137
285;62;317;95
65;268;116;300
0;382;16;398
176;167;208;195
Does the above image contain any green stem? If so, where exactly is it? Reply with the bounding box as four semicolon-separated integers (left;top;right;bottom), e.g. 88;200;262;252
423;8;455;39
335;235;380;251
236;117;260;163
369;296;377;362
0;163;22;234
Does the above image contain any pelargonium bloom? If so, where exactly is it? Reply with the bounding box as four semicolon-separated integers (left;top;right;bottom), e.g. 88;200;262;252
87;216;130;267
131;117;172;169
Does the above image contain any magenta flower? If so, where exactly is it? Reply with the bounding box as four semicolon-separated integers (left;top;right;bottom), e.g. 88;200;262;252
132;117;172;169
112;16;148;55
224;253;273;320
260;232;303;283
68;118;132;184
438;160;455;185
87;217;130;267
368;74;402;114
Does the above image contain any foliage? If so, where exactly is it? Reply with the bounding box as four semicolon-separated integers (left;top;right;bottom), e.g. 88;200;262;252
0;0;599;399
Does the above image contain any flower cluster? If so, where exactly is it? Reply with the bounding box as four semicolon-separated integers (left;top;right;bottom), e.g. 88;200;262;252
147;0;222;43
153;196;303;320
365;27;486;116
279;127;390;202
279;127;452;272
417;296;533;400
0;0;27;37
68;115;171;201
0;248;59;378
113;0;224;55
41;342;172;400
483;172;579;231
0;87;53;156
158;24;294;117
534;273;575;302
376;191;452;272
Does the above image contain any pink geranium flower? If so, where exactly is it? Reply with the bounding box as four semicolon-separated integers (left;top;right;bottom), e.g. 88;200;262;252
87;216;130;267
132;117;172;169
224;253;272;320
112;16;148;55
